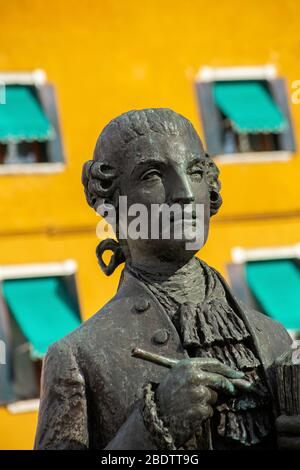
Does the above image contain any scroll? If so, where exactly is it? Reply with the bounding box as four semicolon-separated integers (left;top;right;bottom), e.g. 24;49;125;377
274;344;300;416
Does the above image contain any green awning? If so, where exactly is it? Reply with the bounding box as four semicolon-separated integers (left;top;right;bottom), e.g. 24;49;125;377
246;259;300;330
3;277;81;359
213;81;287;133
0;85;55;143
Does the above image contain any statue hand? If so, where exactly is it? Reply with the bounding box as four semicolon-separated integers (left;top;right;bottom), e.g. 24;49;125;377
276;415;300;450
156;357;251;447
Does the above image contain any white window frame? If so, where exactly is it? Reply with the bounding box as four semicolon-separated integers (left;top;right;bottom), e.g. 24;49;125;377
212;151;292;165
7;399;40;414
197;64;278;83
0;162;65;175
196;65;294;164
0;259;77;281
0;259;78;414
231;244;300;264
0;69;66;175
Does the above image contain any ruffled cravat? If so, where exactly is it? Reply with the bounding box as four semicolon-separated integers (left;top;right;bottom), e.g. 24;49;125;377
178;300;271;447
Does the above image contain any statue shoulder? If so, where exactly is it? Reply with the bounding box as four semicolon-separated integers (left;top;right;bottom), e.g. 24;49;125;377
46;275;151;358
50;296;130;345
207;263;292;357
236;297;292;347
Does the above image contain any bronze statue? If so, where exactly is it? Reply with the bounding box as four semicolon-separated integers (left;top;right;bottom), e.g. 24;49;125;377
34;108;300;450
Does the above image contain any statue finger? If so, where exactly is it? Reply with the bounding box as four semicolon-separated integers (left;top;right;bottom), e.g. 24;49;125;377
186;403;214;422
207;387;218;405
189;384;218;405
192;357;244;379
231;378;254;391
191;371;237;396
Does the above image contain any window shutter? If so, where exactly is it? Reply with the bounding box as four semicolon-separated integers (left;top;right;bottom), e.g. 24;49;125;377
226;263;259;309
268;78;296;152
195;82;224;156
36;84;65;163
0;287;15;405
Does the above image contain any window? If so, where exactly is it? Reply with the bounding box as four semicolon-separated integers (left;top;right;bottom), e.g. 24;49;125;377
196;65;296;163
0;260;81;412
228;244;300;339
0;70;65;174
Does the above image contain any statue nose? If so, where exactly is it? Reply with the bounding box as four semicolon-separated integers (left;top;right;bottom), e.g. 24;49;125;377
169;172;194;204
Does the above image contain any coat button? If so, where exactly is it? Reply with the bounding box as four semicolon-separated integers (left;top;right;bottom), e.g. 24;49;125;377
152;329;170;345
134;297;150;313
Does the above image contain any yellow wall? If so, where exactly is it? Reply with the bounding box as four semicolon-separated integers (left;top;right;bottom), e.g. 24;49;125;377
0;0;300;449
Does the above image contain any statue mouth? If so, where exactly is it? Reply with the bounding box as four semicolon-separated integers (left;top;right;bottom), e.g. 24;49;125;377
161;217;201;242
169;217;197;227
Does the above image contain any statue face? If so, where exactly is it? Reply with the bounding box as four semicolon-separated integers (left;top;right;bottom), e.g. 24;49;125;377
117;131;211;265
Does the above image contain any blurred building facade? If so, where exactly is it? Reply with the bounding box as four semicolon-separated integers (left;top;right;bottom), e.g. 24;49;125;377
0;0;300;449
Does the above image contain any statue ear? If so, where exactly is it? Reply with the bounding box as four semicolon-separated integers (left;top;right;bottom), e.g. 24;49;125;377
203;152;222;216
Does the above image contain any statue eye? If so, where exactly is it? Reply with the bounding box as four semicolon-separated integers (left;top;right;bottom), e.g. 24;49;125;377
141;169;162;181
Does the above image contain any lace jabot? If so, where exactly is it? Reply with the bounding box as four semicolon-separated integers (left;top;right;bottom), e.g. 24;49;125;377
127;258;274;448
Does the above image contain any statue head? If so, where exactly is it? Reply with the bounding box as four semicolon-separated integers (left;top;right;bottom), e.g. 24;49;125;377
82;108;222;275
